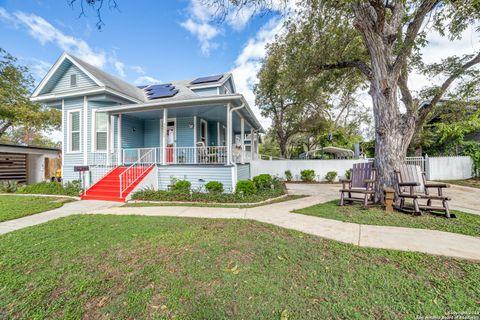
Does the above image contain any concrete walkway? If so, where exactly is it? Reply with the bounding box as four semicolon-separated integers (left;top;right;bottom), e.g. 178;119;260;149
0;200;121;235
0;184;479;261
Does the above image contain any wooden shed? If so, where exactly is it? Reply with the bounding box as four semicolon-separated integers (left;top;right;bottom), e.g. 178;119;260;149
0;144;61;184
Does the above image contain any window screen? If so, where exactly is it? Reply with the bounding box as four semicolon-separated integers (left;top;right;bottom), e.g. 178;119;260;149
70;74;77;87
70;111;80;152
95;112;108;151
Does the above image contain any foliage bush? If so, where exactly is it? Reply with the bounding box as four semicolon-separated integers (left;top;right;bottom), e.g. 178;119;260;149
252;174;273;190
235;180;257;196
325;171;338;183
463;142;480;178
131;181;285;204
284;170;293;182
345;169;352;180
171;180;191;193
204;181;224;193
0;181;19;193
17;181;81;196
300;169;316;182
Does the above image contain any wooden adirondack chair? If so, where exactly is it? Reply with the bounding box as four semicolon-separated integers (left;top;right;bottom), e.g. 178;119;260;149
394;164;452;218
339;162;376;208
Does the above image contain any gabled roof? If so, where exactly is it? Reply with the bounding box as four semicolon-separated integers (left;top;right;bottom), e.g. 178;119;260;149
31;52;146;103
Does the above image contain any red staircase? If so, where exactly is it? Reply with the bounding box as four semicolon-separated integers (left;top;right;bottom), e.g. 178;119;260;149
81;166;153;202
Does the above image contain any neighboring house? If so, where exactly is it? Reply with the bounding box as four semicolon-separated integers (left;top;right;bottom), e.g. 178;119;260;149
31;52;263;201
0;144;61;184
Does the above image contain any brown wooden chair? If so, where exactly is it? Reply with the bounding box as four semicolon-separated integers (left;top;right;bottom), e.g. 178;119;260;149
394;164;452;218
339;162;376;208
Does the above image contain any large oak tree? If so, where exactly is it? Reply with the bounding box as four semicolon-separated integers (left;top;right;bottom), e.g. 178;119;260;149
206;0;480;200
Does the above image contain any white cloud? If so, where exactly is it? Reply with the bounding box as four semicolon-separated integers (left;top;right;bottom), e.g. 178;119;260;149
130;65;146;75
24;58;51;81
134;76;162;86
114;61;125;77
11;11;107;67
230;17;286;129
181;18;220;55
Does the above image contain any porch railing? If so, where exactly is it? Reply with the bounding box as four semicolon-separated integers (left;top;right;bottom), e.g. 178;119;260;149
119;148;155;198
168;146;228;164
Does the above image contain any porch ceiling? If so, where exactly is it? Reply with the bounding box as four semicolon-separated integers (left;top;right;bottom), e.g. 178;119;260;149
118;105;253;131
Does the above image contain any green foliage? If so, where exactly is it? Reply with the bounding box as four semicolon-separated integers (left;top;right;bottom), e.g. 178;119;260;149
300;169;316;182
325;171;338;183
235;180;257;196
0;180;19;193
0;48;60;138
204;181;224;193
172;180;191;193
252;174;273;190
131;182;285;204
463;142;480;178
345;169;352;180
17;181;81;196
284;170;293;182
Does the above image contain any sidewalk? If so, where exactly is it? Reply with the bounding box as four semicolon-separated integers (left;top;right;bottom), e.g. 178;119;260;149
1;188;479;261
87;194;480;261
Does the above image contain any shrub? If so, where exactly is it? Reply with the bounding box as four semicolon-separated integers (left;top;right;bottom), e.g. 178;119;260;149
252;174;273;190
300;169;316;182
325;171;338;183
345;169;352;180
172;180;191;193
0;180;19;193
284;170;293;182
205;181;224;193
235;180;256;196
17;181;81;196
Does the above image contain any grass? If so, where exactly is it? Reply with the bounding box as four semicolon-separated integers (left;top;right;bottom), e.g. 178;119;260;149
295;200;480;237
123;195;306;208
440;178;480;189
0;195;69;222
0;215;479;319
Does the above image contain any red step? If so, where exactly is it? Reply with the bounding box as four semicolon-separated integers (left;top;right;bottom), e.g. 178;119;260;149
81;166;154;202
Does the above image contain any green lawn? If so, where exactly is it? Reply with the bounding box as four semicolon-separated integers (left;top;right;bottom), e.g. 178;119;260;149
0;215;479;319
0;195;68;222
124;195;306;208
440;178;480;189
295;200;480;237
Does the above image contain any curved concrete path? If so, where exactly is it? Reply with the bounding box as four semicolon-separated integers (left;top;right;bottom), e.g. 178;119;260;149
1;185;479;261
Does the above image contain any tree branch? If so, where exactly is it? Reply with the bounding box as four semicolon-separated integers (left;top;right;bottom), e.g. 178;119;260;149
392;0;440;78
398;70;415;115
368;0;385;33
417;51;480;125
313;60;373;80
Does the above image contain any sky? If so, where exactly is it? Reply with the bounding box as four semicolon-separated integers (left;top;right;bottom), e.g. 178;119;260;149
0;0;479;143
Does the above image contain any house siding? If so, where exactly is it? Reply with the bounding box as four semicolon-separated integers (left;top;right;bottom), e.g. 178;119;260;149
144;119;160;147
237;164;251;181
176;117;194;147
51;63;97;93
62;98;84;182
158;165;234;192
121;115;144;149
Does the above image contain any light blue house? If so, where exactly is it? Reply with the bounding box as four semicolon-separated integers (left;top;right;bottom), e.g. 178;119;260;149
32;52;263;200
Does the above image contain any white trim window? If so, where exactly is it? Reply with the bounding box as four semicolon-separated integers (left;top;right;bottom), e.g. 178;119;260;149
68;110;81;153
94;111;108;151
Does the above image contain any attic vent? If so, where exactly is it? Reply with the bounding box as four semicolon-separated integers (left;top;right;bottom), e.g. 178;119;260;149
70;74;77;87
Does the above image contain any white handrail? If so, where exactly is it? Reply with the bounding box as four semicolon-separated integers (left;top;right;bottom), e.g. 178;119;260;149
119;148;155;198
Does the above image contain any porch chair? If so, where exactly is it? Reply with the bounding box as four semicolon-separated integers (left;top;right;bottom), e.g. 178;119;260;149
196;142;221;164
394;164;452;218
339;162;376;208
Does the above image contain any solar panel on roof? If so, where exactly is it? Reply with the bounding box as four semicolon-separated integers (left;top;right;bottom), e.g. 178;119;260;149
143;83;179;100
190;74;223;85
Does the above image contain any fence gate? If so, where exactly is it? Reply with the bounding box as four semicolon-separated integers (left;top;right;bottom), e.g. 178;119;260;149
368;156;429;179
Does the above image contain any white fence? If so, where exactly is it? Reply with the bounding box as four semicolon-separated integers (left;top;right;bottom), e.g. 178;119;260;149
251;156;474;182
427;156;473;180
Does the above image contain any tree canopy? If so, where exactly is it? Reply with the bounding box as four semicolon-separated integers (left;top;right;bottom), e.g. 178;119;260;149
0;48;60;146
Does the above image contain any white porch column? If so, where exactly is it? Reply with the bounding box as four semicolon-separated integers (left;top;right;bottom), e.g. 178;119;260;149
240;117;245;164
106;114;112;166
117;114;122;165
193;116;197;163
226;104;232;164
162;108;168;165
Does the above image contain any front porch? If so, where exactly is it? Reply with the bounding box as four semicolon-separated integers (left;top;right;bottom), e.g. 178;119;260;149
89;104;260;167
